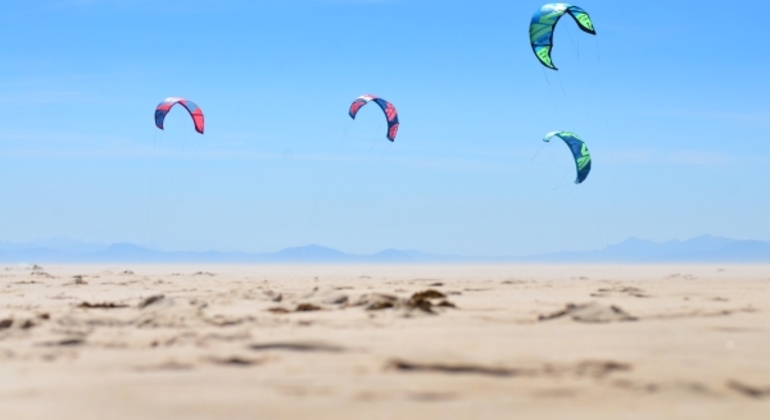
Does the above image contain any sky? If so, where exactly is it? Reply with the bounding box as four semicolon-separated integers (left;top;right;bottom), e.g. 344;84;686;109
0;0;768;256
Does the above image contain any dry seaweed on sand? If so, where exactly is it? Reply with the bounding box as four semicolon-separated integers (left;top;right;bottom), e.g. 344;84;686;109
78;302;129;309
193;271;217;277
295;303;322;312
405;289;455;314
574;360;632;378
727;380;770;399
268;307;291;314
591;286;649;298
388;359;527;378
361;289;457;314
0;317;36;330
209;356;264;367
40;338;85;347
249;342;345;353
138;295;165;309
410;290;446;300
538;302;637;323
19;320;36;329
268;304;322;314
71;275;88;285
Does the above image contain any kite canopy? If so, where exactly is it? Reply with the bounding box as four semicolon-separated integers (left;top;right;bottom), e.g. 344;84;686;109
529;3;596;70
349;94;400;142
154;97;205;134
543;131;592;184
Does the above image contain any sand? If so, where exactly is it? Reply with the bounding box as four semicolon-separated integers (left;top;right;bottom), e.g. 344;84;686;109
0;264;769;419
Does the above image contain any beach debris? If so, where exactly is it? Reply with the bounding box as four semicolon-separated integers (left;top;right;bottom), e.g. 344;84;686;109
268;307;291;314
41;338;85;347
388;359;528;378
390;359;631;381
0;318;38;330
356;289;457;314
249;342;345;353
611;380;714;396
501;279;526;285
72;275;88;285
19;320;36;329
411;290;446;300
209;356;264;367
362;294;398;311
31;271;54;279
574;360;632;378
296;303;322;312
138;294;165;309
591;286;649;298
268;303;322;314
193;271;216;277
78;301;129;309
58;338;85;346
538;302;637;323
727;380;770;399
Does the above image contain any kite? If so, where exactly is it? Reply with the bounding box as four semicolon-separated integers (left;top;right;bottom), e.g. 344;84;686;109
154;97;205;134
349;94;400;142
529;3;596;70
543;131;592;184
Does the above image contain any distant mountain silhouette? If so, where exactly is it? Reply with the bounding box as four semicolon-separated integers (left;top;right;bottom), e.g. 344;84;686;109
0;235;769;264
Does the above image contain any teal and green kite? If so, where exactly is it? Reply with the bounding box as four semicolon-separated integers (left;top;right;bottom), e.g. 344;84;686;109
543;131;592;184
529;3;596;70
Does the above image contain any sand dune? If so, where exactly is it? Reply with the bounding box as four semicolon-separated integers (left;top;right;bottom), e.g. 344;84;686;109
1;264;769;419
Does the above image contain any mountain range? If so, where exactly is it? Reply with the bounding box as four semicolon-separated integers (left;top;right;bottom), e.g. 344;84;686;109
1;235;770;264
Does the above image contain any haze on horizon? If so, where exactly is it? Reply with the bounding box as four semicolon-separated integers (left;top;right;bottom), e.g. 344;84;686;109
0;0;768;257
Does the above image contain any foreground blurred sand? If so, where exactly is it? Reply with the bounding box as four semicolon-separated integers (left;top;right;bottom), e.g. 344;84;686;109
1;264;769;419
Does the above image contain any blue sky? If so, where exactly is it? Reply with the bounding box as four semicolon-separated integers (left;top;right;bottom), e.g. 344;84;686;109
0;0;768;256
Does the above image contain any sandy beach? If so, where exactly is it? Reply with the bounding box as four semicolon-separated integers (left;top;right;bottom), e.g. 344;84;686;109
1;264;769;419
